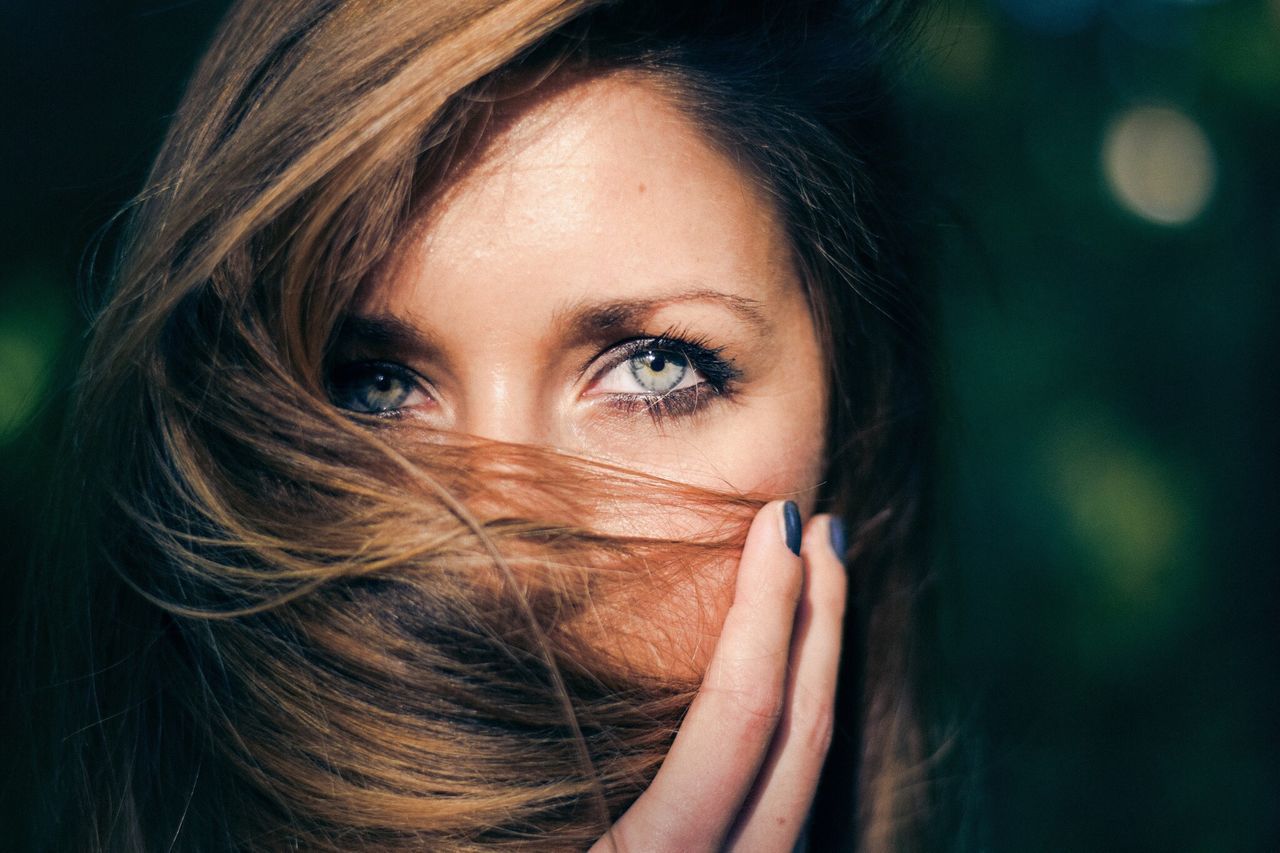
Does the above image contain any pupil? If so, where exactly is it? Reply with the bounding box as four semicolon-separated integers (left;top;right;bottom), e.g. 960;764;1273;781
649;353;666;372
375;374;393;392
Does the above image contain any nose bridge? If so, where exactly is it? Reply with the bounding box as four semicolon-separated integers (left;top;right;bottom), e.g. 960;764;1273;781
455;363;553;446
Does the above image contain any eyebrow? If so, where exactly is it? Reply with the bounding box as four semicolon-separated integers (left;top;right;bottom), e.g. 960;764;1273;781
330;313;443;363
332;286;771;359
555;287;771;338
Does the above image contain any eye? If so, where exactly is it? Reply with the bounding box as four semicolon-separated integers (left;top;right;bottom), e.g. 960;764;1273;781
598;347;699;396
586;334;742;422
328;360;428;415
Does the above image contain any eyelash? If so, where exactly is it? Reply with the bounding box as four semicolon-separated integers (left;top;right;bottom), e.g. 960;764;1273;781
327;330;741;423
589;331;741;423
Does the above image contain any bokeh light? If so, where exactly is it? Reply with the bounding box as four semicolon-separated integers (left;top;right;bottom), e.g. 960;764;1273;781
1044;414;1184;594
1102;105;1216;226
1038;407;1200;660
0;330;49;443
0;273;67;444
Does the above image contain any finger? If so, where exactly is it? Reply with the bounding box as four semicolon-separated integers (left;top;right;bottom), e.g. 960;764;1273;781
592;500;804;853
727;514;848;852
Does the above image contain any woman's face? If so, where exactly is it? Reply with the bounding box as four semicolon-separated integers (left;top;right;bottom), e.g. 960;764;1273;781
332;74;828;664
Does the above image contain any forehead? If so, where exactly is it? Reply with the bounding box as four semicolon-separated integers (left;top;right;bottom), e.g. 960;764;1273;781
364;72;797;323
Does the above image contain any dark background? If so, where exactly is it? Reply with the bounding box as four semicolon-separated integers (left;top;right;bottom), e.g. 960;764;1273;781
3;1;1276;849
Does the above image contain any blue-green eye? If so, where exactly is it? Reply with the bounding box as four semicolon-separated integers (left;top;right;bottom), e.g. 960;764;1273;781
589;334;741;422
329;361;425;414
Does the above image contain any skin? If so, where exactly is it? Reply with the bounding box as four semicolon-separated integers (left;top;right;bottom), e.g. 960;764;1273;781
335;74;844;850
598;502;845;852
342;74;826;509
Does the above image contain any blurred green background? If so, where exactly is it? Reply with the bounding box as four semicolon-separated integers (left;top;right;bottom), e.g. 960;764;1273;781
2;1;1276;850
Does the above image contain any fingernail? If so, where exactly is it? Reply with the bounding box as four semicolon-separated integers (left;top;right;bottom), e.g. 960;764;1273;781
783;501;801;556
829;516;847;560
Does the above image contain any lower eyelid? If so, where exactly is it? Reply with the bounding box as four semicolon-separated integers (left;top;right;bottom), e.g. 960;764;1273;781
596;383;731;420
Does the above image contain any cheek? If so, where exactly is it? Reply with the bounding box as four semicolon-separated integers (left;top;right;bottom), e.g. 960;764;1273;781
565;297;829;678
693;406;829;510
594;389;830;513
572;390;828;680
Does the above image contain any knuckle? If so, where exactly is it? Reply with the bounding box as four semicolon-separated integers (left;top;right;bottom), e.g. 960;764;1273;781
737;669;786;719
800;702;836;757
789;688;836;757
706;650;787;714
716;678;785;736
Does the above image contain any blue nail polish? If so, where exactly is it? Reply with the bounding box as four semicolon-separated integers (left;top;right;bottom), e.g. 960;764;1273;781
783;501;801;556
829;517;847;560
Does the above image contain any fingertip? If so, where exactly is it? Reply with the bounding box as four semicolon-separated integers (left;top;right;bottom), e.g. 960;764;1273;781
799;514;837;561
800;515;849;606
734;500;804;607
744;500;801;558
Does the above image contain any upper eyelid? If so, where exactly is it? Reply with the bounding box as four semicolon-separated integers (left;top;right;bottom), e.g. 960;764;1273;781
587;337;675;374
574;335;649;380
578;333;726;381
329;358;434;402
331;358;425;382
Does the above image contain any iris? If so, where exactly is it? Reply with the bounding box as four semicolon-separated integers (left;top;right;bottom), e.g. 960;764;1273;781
628;349;689;394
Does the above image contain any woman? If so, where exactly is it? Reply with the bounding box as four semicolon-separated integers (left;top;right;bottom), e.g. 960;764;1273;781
19;0;935;849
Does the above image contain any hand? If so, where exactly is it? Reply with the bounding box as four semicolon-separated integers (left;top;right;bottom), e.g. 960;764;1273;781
592;501;847;852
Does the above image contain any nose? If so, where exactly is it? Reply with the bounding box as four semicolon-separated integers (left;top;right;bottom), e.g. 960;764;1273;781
453;366;559;447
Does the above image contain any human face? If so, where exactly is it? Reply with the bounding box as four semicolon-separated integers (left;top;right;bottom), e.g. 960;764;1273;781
331;75;827;669
333;74;827;510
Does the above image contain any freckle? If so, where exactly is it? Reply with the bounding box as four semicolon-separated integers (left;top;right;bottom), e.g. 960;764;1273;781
638;182;646;194
776;817;786;826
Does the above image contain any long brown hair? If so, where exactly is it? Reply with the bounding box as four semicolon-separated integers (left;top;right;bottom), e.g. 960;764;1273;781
17;0;934;849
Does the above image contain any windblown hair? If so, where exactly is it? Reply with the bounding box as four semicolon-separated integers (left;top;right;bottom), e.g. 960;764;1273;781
17;0;934;850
